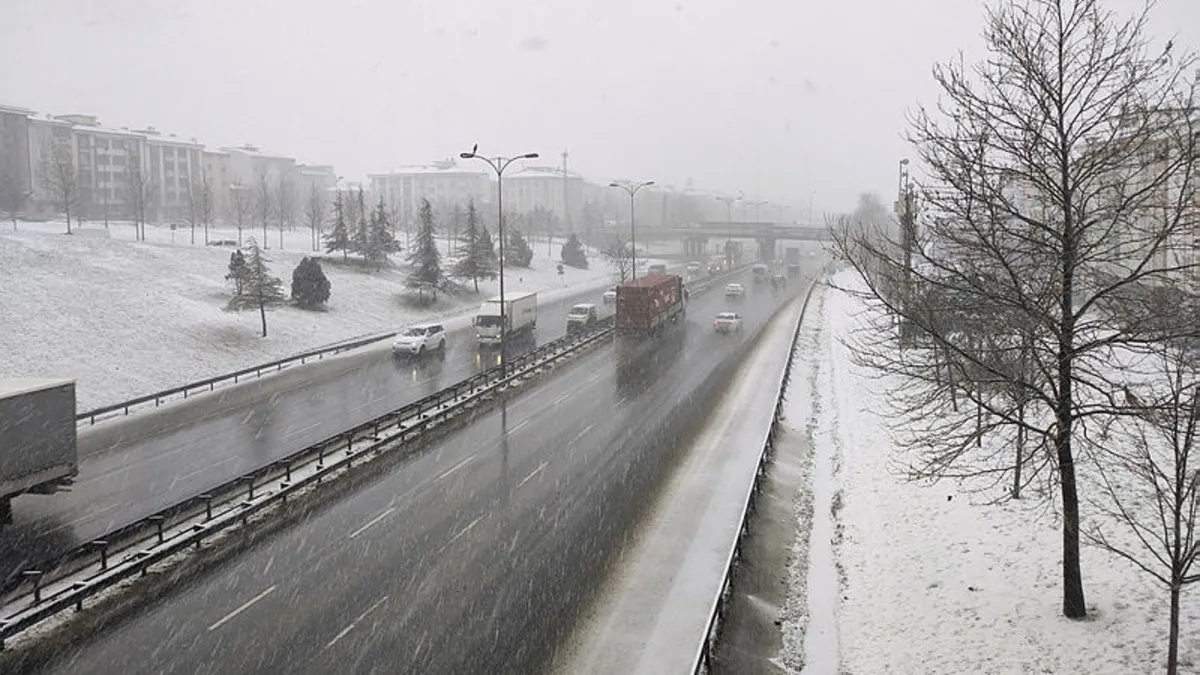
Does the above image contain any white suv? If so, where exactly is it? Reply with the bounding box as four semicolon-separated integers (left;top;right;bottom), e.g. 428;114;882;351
392;324;447;356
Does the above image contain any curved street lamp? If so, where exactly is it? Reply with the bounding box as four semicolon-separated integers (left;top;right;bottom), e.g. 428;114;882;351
460;146;539;378
608;180;654;280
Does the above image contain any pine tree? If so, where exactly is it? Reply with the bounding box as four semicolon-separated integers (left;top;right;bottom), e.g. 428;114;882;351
406;198;442;302
365;196;401;271
324;191;351;260
351;188;369;259
561;232;588;269
506;228;534;268
225;249;248;296
452;199;497;292
291;256;331;309
228;238;286;336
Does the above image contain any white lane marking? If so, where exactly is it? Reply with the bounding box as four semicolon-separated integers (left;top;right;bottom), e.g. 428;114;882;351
570;424;594;445
434;455;476;483
325;595;389;650
41;501;123;535
166;455;240;492
507;420;529;435
553;392;571;406
283;420;321;440
347;507;396;540
448;515;484;545
517;461;548;489
208;584;277;632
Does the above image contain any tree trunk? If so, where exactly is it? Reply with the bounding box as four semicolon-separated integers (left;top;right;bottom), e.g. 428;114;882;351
1013;399;1025;499
473;275;479;293
258;292;267;338
65;206;72;234
1168;583;1181;675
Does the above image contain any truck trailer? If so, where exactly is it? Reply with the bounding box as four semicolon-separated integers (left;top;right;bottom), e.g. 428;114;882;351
615;274;687;337
474;291;538;346
0;379;78;525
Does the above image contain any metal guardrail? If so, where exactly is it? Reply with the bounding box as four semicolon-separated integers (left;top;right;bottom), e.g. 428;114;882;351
1;269;746;649
0;321;616;648
690;275;822;674
76;332;397;425
75;263;747;426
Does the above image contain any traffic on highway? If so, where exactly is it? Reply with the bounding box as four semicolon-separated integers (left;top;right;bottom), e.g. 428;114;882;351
5;260;816;675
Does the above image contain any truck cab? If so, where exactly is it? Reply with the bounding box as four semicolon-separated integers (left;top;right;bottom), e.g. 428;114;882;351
566;303;598;334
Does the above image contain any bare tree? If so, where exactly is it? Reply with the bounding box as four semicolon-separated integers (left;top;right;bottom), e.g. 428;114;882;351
185;180;201;245
831;0;1199;620
0;168;26;229
602;235;633;283
304;182;327;252
126;158;155;241
198;173;214;245
39;144;79;234
228;181;252;247
255;170;275;249
1086;342;1200;675
275;179;297;250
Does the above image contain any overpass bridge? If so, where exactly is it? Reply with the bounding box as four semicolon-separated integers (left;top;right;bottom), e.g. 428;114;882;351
629;222;833;259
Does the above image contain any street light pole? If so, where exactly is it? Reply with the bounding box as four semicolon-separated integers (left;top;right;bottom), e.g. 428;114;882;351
608;180;654;280
808;191;816;225
460;146;539;378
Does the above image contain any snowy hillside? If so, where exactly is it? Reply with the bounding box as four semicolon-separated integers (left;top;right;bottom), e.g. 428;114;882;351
1;220;635;410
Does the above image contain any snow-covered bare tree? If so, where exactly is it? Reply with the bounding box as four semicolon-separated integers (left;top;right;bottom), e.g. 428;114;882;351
831;0;1200;619
0;167;26;229
255;170;275;249
275;179;297;250
1086;341;1200;675
125;157;156;241
39;144;79;234
228;181;252;247
305;182;327;251
602;235;633;283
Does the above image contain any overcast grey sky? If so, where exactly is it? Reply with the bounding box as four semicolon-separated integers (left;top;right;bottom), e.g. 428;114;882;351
2;0;1197;215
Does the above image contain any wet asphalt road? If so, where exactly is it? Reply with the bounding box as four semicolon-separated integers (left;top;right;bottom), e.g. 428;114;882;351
0;286;617;585
23;266;815;675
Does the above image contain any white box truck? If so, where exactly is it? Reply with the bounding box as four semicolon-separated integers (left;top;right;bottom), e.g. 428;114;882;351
1;379;78;525
474;291;538;346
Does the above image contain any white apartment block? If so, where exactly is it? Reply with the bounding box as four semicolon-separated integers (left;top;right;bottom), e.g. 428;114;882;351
504;165;584;230
368;159;491;225
26;115;74;215
136;128;204;222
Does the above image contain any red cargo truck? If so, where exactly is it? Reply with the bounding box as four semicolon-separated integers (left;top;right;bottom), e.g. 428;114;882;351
614;274;687;337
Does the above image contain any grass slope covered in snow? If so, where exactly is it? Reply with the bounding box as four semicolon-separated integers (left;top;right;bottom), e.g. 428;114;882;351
1;220;634;410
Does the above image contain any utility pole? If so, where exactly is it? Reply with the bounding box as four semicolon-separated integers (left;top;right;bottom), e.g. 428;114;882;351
561;148;571;234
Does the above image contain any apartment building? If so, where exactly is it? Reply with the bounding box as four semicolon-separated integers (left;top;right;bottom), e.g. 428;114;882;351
0;103;33;202
136;127;204;222
368;159;491;225
48;114;149;222
504;165;584;230
26;115;77;217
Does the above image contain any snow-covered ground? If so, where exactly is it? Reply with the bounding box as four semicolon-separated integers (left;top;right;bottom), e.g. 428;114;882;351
1;219;654;410
781;271;1200;674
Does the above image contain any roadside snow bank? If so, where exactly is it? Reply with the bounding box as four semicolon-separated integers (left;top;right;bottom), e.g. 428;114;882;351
810;271;1199;674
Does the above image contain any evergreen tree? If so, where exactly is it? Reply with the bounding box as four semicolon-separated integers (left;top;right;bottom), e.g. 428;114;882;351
225;249;248;295
351;188;369;258
505;227;534;268
452;199;497;292
323;191;351;259
228;238;286;336
561;232;588;269
291;256;331;309
364;196;401;271
405;198;442;301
